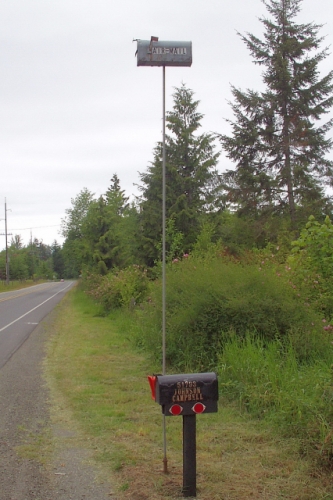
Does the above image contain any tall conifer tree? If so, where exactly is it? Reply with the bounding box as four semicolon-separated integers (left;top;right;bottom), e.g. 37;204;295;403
139;84;220;264
219;0;333;227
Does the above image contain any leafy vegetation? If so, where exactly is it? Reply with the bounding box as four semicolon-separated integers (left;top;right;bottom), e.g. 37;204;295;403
83;265;149;311
129;249;324;370
289;215;333;317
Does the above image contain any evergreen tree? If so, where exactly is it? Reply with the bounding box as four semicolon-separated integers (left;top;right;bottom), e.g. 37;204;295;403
8;251;29;280
139;84;220;264
61;187;94;240
105;173;129;216
218;0;333;228
104;175;140;268
61;187;94;277
10;234;23;249
79;176;140;272
81;195;110;269
51;240;65;279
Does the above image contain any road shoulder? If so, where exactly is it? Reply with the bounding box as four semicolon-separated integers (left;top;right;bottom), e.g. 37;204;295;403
0;306;115;500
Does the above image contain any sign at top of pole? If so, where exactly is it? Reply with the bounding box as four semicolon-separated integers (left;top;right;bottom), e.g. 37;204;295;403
136;37;192;67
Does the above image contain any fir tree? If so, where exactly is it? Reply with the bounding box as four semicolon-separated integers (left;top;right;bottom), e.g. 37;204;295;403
81;176;139;271
105;173;129;216
139;84;220;264
218;0;333;228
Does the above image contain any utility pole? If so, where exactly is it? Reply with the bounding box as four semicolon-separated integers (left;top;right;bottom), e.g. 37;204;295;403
0;199;12;285
5;199;9;284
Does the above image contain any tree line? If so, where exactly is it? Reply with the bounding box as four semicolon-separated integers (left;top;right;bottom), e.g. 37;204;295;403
0;236;64;281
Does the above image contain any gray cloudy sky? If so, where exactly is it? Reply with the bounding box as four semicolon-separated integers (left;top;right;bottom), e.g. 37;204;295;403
1;0;332;250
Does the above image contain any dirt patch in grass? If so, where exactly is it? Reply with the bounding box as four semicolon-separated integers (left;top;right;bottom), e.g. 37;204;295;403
44;290;333;499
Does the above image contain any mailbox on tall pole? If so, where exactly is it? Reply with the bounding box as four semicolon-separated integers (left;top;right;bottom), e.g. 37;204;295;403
136;39;192;67
136;37;192;476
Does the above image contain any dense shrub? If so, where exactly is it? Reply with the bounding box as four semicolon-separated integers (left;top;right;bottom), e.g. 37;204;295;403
288;216;333;320
132;252;322;371
79;271;103;293
83;265;149;311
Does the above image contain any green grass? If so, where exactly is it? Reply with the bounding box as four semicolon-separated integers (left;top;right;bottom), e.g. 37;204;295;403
0;279;47;292
218;335;333;459
44;288;333;499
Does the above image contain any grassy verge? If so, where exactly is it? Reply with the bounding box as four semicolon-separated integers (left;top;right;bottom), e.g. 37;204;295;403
0;279;47;292
45;289;333;499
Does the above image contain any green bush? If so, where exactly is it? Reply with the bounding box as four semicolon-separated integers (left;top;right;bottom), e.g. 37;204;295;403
84;265;149;311
132;252;322;371
79;271;103;293
289;216;333;319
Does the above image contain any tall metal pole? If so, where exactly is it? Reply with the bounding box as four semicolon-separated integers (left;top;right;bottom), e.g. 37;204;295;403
5;199;9;285
162;65;166;379
162;64;168;474
136;36;192;480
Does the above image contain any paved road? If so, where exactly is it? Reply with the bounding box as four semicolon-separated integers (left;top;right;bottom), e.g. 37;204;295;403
0;282;114;499
0;281;75;369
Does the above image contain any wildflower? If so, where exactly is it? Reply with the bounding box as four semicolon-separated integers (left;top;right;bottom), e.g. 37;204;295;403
172;258;179;263
183;253;189;258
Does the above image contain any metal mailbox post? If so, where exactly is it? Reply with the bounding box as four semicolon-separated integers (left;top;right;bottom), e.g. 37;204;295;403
136;36;193;477
149;372;218;497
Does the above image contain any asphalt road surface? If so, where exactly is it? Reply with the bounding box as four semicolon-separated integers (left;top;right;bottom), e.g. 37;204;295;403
0;281;75;369
0;282;115;499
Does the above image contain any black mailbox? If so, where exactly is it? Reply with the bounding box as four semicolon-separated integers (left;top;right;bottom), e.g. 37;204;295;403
148;372;219;497
153;372;218;417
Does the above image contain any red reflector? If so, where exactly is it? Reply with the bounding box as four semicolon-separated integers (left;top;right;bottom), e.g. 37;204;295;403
192;402;206;414
147;376;157;400
169;404;183;416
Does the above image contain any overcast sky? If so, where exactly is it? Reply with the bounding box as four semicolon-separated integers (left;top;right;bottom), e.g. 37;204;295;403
1;0;332;250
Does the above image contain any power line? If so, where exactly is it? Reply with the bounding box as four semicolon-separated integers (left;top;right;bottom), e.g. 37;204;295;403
9;224;61;231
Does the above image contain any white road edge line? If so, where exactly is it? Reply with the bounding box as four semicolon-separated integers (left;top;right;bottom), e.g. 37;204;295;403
0;282;73;333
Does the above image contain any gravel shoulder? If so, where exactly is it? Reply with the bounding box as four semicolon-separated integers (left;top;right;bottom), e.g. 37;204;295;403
0;308;116;500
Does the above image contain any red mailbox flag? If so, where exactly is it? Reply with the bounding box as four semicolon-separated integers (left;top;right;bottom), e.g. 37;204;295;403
147;376;157;400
